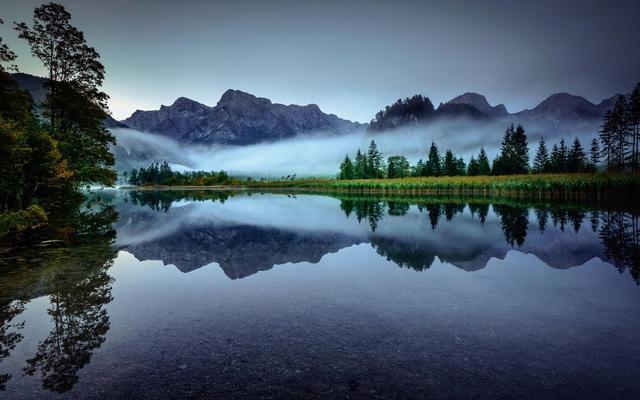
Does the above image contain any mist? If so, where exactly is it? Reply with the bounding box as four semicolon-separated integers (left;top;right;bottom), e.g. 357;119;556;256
111;117;599;178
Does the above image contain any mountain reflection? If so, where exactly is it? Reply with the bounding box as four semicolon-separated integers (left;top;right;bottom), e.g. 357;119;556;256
0;204;118;393
116;191;639;284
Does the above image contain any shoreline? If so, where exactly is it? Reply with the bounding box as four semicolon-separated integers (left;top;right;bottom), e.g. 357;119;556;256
119;173;640;200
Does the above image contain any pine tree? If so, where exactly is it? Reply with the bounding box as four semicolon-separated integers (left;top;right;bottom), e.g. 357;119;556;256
568;137;587;172
511;125;529;174
600;110;614;170
550;143;561;173
367;140;383;178
589;138;600;172
467;156;479;176
609;96;629;170
413;159;425;177
424;142;442;176
477;147;491;175
443;150;456;176
628;83;640;172
533;137;550;173
455;156;466;176
557;139;568;172
354;149;367;179
339;155;354;180
493;124;529;175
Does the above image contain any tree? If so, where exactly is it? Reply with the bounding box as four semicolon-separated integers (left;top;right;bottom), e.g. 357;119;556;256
467;156;479;176
492;124;529;175
339;155;354;180
532;137;550;173
550;139;568;173
568;137;587;172
443;150;456;176
608;96;629;170
477;147;491;175
424;142;442;176
366;140;383;178
511;125;530;174
15;3;116;186
387;155;410;178
628;83;640;172
600;110;614;170
354;149;367;179
413;159;425;177
589;138;600;172
455;156;466;176
0;19;18;73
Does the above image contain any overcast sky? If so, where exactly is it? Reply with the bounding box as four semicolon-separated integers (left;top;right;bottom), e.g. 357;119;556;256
1;0;638;122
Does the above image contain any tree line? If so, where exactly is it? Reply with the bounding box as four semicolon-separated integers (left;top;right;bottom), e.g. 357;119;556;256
599;85;640;172
126;162;234;186
341;83;640;181
337;197;639;283
340;124;532;179
1;4;115;217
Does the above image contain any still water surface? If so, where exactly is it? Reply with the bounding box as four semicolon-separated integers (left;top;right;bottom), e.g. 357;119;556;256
1;190;639;399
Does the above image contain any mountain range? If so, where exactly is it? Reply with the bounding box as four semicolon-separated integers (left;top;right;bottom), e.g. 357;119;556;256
11;73;127;128
122;89;363;145
12;72;624;147
123;89;623;143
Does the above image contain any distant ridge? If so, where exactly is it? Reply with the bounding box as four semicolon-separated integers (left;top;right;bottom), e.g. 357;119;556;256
11;73;127;128
122;89;364;145
367;90;623;134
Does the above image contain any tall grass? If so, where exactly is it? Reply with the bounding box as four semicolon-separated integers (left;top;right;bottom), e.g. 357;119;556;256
245;173;640;200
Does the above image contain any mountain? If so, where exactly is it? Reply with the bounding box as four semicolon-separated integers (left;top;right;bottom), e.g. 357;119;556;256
11;72;127;128
447;92;509;118
123;89;363;145
597;93;626;112
369;90;621;135
515;92;604;123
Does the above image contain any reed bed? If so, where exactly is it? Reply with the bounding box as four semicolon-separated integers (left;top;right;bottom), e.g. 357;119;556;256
245;173;640;200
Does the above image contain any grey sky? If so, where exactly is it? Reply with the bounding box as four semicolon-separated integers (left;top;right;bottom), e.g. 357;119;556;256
1;0;638;122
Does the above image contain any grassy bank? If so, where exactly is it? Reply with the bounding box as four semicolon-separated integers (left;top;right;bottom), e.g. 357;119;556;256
242;173;640;200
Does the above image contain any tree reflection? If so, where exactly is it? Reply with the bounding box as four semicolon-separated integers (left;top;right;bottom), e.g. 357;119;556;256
599;212;640;284
0;203;117;393
468;203;489;225
387;201;409;216
128;190;231;212
23;260;113;392
493;204;528;247
341;199;385;232
0;301;25;390
371;237;436;271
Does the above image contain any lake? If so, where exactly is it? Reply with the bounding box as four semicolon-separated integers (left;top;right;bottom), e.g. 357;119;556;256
1;190;639;399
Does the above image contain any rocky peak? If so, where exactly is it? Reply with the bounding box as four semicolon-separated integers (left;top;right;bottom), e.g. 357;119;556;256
447;92;509;118
217;89;271;109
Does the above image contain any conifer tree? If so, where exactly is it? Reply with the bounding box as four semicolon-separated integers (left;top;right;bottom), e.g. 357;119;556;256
339;155;354;180
443;150;456;176
467;156;479;176
589;138;600;172
533;137;550;173
354;149;367;179
367;140;383;178
600;110;613;170
424;142;442;176
628;83;640;172
477;147;491;176
568;137;587;172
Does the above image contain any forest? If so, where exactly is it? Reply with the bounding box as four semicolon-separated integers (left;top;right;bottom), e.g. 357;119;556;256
340;86;640;181
126;161;237;186
0;4;115;241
